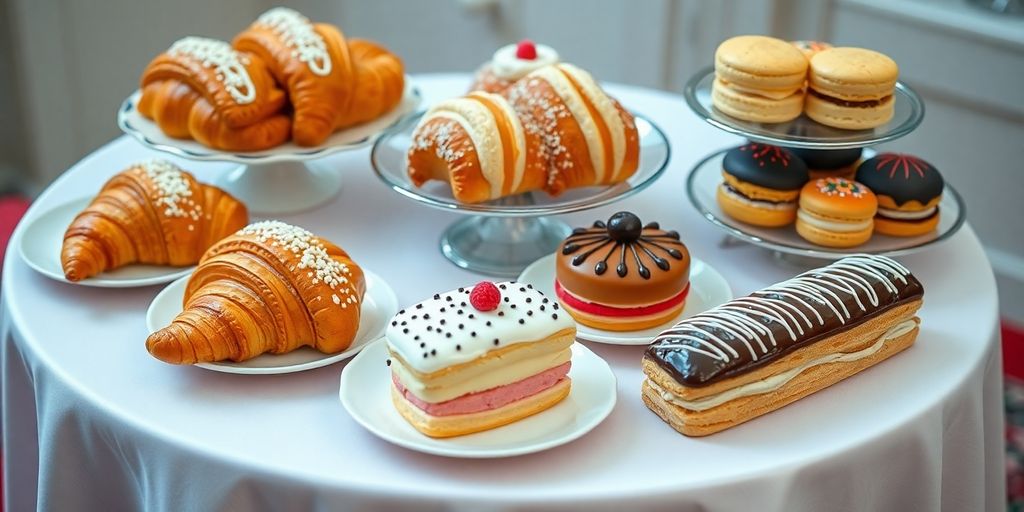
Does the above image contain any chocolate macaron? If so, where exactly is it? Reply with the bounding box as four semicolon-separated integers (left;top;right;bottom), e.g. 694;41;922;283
855;153;944;237
789;147;863;180
806;47;898;130
717;143;809;227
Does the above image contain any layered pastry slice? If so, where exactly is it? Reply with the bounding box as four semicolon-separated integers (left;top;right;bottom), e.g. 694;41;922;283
386;281;576;437
642;254;923;436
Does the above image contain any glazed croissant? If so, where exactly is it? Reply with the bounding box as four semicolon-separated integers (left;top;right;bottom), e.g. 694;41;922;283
146;221;366;364
407;63;639;203
61;160;249;282
233;7;405;146
139;37;291;151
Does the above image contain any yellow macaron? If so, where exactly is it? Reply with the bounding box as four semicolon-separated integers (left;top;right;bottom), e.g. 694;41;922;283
796;177;878;247
713;35;808;123
806;47;898;130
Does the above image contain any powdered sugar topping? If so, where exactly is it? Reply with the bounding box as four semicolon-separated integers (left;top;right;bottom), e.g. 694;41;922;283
168;37;255;104
139;160;201;221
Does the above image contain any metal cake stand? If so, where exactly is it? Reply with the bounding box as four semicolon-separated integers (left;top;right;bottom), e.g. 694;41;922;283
371;114;671;276
118;81;422;215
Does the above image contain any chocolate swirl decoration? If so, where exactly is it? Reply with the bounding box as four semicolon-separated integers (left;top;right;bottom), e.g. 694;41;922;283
645;255;924;387
561;212;685;280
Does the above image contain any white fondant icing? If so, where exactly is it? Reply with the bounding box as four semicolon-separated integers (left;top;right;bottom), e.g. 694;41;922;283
491;43;559;80
386;282;574;374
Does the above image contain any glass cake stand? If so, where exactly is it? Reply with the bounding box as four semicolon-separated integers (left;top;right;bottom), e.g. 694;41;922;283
371;114;671;276
686;148;966;260
683;66;925;150
117;81;422;214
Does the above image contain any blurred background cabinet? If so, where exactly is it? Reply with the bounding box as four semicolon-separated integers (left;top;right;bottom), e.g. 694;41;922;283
1;0;1021;319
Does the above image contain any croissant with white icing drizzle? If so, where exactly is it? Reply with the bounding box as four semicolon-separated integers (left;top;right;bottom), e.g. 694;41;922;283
408;63;640;203
61;160;249;282
138;37;291;151
233;7;405;146
146;221;365;365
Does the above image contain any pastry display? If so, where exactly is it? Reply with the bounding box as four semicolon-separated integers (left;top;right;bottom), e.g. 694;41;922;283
789;146;863;180
796;177;878;247
146;221;365;364
385;281;576;437
234;7;405;146
855;153;944;237
717;143;809;227
711;35;808;123
555;212;690;331
469;40;559;93
790;40;833;60
407;63;640;203
138;37;292;151
806;47;898;130
642;254;923;436
61;160;248;282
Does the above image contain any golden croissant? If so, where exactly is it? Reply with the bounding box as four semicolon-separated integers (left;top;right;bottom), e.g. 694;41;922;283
233;7;405;146
407;63;639;203
146;221;366;365
138;36;292;151
61;160;248;282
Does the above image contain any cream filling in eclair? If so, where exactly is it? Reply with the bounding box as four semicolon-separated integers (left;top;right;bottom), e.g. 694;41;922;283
491;43;559;80
648;318;918;412
877;206;936;220
721;184;798;211
392;347;571;403
797;209;872;232
426;100;505;198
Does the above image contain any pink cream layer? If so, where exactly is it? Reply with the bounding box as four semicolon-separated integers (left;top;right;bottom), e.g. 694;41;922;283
393;362;571;417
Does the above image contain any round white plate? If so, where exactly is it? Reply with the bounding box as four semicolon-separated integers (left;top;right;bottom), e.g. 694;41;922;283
517;254;733;345
19;197;196;288
146;269;398;374
340;340;616;458
118;80;423;163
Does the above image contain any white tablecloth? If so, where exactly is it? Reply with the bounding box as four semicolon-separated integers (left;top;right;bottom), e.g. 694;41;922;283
1;74;1006;511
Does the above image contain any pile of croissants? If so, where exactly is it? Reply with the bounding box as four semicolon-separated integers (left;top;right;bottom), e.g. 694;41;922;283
138;7;405;151
61;160;365;365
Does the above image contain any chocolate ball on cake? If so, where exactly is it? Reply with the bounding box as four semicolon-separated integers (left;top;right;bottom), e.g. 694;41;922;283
717;143;809;227
855;153;944;237
555;212;691;331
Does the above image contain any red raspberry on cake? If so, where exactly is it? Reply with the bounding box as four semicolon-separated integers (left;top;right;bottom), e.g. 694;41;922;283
470;281;501;311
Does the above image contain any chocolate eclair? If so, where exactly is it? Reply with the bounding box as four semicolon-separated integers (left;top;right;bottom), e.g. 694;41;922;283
642;254;923;436
555;211;690;331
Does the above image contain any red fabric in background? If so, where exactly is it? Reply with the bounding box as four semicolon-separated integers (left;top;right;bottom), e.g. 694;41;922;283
1004;321;1024;381
0;195;29;512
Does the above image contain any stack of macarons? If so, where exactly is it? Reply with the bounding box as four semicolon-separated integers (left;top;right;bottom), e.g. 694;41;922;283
711;35;899;131
716;144;946;247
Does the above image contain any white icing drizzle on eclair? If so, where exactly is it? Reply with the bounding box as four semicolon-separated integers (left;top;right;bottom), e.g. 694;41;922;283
651;255;912;363
386;282;574;374
169;37;255;104
255;7;332;76
137;160;201;221
648;318;919;411
239;221;359;309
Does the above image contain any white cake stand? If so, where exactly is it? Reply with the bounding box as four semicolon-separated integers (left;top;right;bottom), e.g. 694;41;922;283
117;81;422;214
371;114;671;276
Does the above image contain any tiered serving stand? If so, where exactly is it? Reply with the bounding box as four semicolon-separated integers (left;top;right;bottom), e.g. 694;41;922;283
681;66;965;261
371;114;671;276
117;82;422;215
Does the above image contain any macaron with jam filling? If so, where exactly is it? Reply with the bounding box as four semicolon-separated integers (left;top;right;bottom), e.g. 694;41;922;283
717;143;809;227
796;177;878;247
712;35;808;123
789;146;863;180
855;153;944;237
806;47;898;130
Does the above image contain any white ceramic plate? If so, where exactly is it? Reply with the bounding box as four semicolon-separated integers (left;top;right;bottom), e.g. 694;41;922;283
517;254;733;345
118;80;423;163
146;269;398;374
340;340;616;458
19;197;196;288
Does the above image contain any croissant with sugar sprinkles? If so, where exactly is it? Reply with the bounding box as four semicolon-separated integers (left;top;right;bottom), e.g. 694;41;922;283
139;37;291;151
234;7;405;146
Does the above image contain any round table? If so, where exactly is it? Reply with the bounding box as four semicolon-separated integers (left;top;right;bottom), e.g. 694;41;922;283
1;74;1006;512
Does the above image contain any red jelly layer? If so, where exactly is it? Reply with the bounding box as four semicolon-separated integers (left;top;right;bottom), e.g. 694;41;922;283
554;280;690;318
